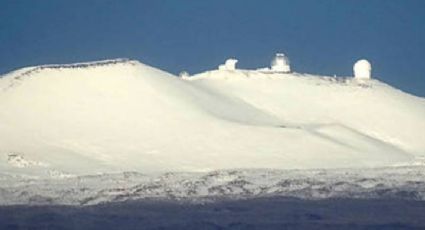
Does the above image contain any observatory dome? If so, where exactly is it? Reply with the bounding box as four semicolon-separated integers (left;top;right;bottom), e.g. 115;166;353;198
353;59;372;79
218;58;238;71
271;53;291;73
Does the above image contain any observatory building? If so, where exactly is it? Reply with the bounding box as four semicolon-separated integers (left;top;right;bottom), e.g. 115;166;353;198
353;59;372;79
218;58;238;71
271;53;291;73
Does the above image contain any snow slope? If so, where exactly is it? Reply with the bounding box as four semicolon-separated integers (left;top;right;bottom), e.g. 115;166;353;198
0;59;424;177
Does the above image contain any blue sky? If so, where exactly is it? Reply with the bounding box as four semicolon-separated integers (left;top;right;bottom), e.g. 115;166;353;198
1;0;424;96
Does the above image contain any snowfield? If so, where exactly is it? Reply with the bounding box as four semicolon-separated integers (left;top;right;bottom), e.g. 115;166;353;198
0;59;425;207
1;59;424;177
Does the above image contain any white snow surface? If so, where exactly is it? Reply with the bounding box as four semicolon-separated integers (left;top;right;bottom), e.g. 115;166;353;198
0;59;425;178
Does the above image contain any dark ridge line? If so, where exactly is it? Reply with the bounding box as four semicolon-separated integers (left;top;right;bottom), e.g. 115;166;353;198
13;58;136;80
0;58;138;90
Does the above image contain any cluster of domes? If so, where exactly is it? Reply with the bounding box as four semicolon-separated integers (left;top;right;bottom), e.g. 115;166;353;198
217;53;291;73
180;53;372;79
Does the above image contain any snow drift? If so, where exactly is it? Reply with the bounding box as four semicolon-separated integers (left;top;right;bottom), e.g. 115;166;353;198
0;59;424;177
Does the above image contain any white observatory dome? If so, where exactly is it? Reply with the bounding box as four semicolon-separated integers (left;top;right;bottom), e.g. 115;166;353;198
218;58;238;71
271;53;291;73
353;59;372;79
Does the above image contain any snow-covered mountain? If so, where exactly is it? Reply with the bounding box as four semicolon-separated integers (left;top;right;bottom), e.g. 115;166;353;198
0;59;424;178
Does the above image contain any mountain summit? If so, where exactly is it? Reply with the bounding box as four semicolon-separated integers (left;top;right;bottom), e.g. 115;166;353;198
0;59;424;177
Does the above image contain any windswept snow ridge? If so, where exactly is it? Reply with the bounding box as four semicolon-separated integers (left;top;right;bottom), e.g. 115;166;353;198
0;59;424;178
0;59;136;90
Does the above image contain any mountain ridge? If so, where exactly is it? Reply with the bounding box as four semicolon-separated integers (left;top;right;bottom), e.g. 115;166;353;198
0;59;424;177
